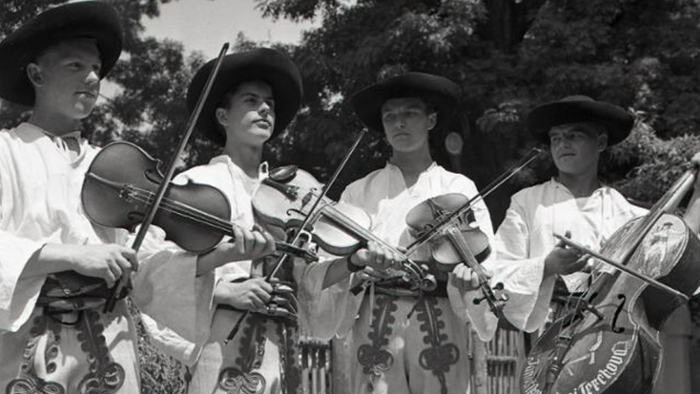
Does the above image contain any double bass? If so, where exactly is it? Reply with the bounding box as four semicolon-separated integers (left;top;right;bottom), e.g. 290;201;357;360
521;169;700;394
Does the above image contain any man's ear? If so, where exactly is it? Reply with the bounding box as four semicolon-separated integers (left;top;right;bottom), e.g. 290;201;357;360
26;63;44;87
427;112;438;131
597;132;608;152
215;107;229;128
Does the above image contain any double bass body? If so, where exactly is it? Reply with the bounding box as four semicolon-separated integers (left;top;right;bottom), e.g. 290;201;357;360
522;213;700;394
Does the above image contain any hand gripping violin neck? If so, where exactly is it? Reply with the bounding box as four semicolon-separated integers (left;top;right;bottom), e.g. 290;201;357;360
224;129;389;344
254;166;438;293
521;168;700;394
400;147;543;318
406;194;507;319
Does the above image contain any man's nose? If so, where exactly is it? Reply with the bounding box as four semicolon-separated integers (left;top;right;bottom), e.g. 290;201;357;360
396;116;406;129
259;102;271;116
85;69;100;85
555;138;572;149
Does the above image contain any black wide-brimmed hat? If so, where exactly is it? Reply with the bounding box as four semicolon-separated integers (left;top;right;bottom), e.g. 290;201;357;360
350;72;460;133
0;1;123;106
527;95;634;146
187;48;303;145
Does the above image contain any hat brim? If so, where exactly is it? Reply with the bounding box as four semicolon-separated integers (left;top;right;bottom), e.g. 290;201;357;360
350;72;460;134
0;2;123;106
187;48;303;146
527;100;634;146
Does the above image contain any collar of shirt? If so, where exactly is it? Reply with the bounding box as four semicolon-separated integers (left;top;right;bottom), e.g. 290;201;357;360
384;161;439;195
548;177;608;196
209;154;268;196
17;122;85;162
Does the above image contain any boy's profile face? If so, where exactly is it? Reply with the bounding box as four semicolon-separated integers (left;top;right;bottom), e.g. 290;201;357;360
29;38;102;120
216;80;276;147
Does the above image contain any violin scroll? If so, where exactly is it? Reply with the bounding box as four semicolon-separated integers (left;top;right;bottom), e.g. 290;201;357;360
472;281;508;309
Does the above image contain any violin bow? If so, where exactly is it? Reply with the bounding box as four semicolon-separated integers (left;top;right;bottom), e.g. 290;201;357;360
403;146;544;256
224;128;368;344
266;128;368;279
103;43;230;313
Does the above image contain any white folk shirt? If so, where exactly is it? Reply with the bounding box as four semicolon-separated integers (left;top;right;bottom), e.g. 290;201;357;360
0;123;203;390
0;122;112;332
493;178;646;332
315;162;500;341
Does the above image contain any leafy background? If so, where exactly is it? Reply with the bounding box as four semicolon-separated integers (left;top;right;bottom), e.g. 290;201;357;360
3;0;700;391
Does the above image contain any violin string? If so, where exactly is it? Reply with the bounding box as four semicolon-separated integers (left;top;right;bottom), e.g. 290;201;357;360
316;195;428;284
128;188;236;235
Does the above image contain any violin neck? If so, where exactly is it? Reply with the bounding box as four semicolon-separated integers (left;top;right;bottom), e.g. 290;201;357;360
444;227;489;279
159;195;241;240
320;205;402;255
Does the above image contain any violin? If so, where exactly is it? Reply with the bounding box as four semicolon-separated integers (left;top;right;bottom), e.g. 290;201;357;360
252;165;438;292
521;169;700;394
81;141;316;259
406;193;508;318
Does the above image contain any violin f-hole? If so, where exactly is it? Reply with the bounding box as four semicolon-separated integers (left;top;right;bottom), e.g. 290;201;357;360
144;168;163;184
611;294;626;333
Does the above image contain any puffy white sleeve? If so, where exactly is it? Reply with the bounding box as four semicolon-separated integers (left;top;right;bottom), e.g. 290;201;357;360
0;159;58;332
294;184;365;340
129;174;216;366
491;196;555;333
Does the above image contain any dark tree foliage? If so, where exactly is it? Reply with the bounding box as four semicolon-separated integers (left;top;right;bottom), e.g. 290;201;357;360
256;0;700;223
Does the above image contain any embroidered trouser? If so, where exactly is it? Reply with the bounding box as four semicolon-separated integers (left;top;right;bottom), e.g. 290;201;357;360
188;308;299;394
0;303;140;394
336;294;472;394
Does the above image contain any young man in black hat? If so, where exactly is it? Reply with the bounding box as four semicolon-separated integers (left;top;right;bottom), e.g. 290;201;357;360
492;96;700;393
309;72;499;394
174;47;324;394
0;2;274;392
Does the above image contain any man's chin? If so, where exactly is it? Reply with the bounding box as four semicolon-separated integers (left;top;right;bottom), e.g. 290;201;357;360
389;141;421;153
72;103;96;119
252;128;273;141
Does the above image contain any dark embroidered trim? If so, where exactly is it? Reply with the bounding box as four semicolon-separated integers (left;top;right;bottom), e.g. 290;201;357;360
218;314;267;394
357;294;397;391
275;320;301;394
75;310;125;393
218;368;266;394
6;314;66;394
415;297;459;394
